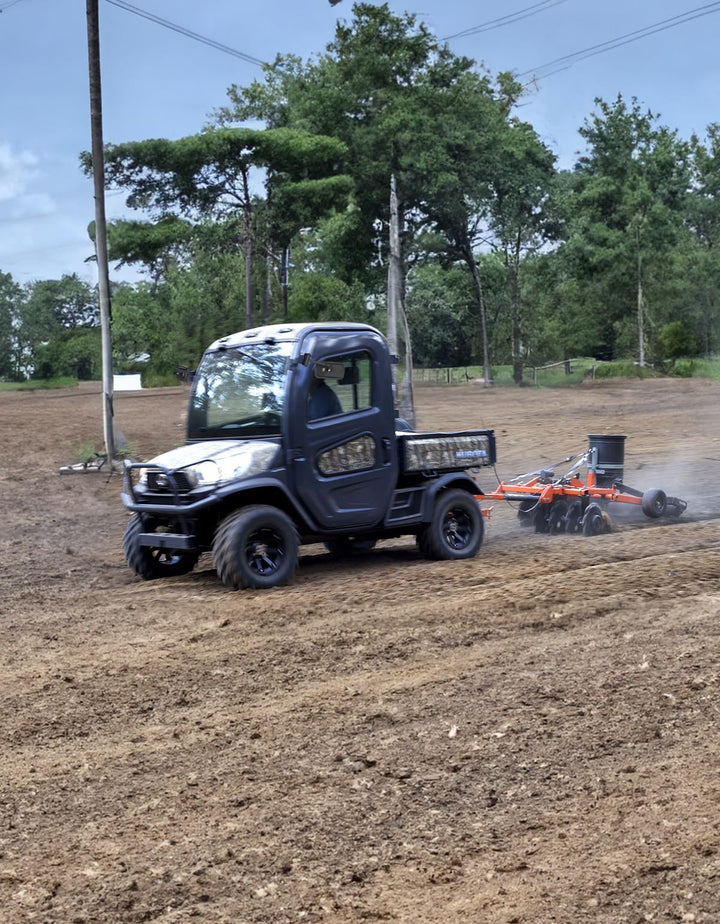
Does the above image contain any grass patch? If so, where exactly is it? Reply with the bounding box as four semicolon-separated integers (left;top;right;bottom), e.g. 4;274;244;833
73;441;104;464
72;437;137;464
0;377;79;392
677;356;720;380
414;355;720;387
142;371;181;388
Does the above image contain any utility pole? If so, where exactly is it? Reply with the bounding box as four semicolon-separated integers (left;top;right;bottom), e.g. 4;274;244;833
388;173;415;427
86;0;116;463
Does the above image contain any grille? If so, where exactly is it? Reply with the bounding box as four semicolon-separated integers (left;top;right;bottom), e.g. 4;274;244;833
146;470;193;493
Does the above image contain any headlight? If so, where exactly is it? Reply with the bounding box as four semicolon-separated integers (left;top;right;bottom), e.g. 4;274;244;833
182;460;220;488
135;466;159;488
182;444;279;489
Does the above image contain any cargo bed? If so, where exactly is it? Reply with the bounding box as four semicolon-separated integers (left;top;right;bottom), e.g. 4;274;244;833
398;430;496;474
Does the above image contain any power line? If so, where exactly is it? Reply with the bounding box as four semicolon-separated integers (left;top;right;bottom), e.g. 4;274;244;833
519;1;720;80
105;0;267;68
0;0;27;12
443;0;569;41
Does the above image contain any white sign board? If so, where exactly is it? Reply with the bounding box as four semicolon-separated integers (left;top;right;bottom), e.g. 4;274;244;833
113;374;142;391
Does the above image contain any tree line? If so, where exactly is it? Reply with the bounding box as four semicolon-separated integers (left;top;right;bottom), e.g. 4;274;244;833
2;4;719;384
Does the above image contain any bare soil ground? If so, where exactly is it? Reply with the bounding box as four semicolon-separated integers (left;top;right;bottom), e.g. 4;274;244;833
1;377;719;924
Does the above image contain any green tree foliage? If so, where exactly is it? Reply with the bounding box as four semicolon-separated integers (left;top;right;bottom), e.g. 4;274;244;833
557;96;690;362
86;127;351;327
19;274;98;380
657;319;698;359
220;3;546;382
221;7;478;278
287;273;367;324
405;264;475;367
22;273;97;334
480;119;559;382
407;68;525;380
405;257;511;368
682;125;720;355
7;12;705;381
111;242;249;378
31;328;101;381
95;216;193;283
0;271;25;380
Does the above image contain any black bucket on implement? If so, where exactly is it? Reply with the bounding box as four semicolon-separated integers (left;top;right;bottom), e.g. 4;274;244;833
588;434;626;487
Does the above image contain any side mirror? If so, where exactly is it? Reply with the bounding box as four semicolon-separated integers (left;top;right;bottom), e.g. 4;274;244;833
314;360;346;380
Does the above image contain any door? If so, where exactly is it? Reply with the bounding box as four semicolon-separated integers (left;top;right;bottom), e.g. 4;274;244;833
287;330;399;531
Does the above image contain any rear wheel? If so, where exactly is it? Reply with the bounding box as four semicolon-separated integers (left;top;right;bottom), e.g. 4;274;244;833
214;505;298;590
418;489;484;561
123;513;199;580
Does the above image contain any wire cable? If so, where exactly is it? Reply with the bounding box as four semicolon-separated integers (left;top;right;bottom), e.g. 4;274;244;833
443;0;569;41
0;0;27;12
519;1;720;80
105;0;266;67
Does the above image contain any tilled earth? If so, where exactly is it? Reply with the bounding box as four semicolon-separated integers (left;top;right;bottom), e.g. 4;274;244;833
1;377;719;924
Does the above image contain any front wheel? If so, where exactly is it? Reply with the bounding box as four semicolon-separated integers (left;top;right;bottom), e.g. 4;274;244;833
123;514;199;580
417;489;484;561
214;505;299;589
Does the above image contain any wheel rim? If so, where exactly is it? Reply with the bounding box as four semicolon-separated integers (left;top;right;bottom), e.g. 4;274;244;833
443;506;475;551
245;527;286;576
151;549;186;568
649;496;665;515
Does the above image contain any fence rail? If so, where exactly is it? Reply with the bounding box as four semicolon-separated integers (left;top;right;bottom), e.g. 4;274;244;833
413;359;596;387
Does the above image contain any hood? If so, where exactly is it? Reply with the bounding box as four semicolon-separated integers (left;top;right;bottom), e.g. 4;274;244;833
146;439;281;488
149;440;263;470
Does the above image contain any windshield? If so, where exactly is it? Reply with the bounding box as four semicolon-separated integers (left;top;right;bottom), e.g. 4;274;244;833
187;342;293;439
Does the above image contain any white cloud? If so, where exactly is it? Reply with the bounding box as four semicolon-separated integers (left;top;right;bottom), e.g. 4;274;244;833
0;142;40;201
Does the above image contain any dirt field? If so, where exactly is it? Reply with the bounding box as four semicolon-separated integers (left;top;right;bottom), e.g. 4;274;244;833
1;377;719;924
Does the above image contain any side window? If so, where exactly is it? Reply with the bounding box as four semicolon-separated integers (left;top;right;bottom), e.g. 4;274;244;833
307;350;373;420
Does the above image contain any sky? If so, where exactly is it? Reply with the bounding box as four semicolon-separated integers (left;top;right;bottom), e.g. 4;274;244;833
1;0;719;286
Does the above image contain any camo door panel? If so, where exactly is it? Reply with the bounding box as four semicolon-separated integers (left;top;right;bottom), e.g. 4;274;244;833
317;434;376;476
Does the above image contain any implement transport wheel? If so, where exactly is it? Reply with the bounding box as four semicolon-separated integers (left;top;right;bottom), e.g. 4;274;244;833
582;502;609;537
123;513;199;580
418;489;484;561
641;488;667;519
214;505;299;589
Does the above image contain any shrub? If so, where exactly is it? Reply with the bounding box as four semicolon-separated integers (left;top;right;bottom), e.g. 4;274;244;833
657;321;698;360
670;358;696;378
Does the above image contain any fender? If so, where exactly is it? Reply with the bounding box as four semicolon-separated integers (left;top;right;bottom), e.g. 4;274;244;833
420;472;481;522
